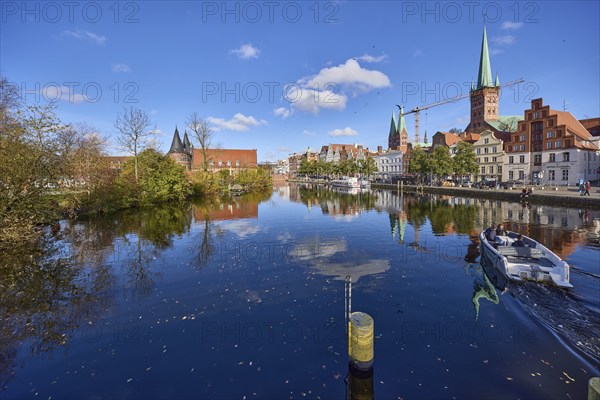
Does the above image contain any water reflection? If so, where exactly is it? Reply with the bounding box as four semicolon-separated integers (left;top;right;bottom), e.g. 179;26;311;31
1;185;598;398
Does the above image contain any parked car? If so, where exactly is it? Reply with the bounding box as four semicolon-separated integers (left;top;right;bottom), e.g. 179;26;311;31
504;180;523;189
461;181;472;188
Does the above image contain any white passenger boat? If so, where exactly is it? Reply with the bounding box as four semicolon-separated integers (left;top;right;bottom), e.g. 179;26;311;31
331;176;360;188
479;231;572;288
359;179;371;188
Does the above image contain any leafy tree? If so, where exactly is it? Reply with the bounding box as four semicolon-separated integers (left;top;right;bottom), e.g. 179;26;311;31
449;127;463;134
431;146;453;181
359;157;378;178
117;149;192;205
453;141;478;181
408;146;430;182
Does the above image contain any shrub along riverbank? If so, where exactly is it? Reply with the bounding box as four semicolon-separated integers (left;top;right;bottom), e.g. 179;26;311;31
0;98;271;251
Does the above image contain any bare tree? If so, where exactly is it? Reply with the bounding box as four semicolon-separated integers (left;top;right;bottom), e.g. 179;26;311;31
186;112;217;172
114;107;153;183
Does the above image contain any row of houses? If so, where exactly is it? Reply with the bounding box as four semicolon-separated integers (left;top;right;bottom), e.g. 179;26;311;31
287;25;600;186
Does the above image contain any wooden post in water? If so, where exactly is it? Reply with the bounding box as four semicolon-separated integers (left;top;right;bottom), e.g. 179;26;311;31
348;312;374;372
589;377;600;400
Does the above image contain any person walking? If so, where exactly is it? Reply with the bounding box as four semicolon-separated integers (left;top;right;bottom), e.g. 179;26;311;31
584;181;591;196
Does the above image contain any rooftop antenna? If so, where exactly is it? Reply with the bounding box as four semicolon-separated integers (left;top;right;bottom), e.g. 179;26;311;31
562;99;567;111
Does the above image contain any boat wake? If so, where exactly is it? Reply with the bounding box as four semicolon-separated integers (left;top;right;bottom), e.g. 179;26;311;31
510;282;600;366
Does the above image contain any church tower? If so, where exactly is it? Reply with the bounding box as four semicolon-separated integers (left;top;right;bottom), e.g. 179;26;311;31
388;112;398;149
397;107;409;153
467;25;500;133
167;126;192;170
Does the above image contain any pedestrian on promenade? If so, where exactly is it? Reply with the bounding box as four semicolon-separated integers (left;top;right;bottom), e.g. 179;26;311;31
584;181;591;196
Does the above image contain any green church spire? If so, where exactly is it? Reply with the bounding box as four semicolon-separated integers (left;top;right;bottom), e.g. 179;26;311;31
398;106;406;133
477;25;494;89
494;73;500;87
388;112;397;139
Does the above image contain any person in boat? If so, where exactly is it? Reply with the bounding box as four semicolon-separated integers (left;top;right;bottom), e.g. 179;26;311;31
511;234;525;247
496;223;508;236
484;224;498;248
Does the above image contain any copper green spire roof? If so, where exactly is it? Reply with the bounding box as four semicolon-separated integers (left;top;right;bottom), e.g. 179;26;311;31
477;25;494;89
494;73;500;87
471;79;475;91
388;112;397;139
398;106;407;134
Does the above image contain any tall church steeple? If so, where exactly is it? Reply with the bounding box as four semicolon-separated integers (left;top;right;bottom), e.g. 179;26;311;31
477;25;494;89
467;25;500;133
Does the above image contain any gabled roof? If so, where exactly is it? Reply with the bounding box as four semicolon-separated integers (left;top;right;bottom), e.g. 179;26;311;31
550;109;598;149
435;131;462;147
168;127;184;153
459;132;481;143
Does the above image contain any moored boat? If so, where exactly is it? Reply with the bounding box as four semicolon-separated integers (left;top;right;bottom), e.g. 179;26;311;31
479;230;572;288
331;176;360;188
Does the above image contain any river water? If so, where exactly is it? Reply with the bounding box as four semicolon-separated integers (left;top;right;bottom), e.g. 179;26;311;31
1;184;599;399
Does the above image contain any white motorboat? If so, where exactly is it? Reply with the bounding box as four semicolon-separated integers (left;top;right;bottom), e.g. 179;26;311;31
331;176;360;188
479;231;572;288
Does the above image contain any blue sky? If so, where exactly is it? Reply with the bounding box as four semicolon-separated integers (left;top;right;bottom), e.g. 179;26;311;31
2;1;599;161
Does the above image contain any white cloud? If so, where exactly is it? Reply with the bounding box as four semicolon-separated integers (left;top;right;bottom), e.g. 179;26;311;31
230;43;260;59
328;127;358;137
112;63;130;73
207;113;267;132
277;146;292;152
62;30;106;45
303;58;390;93
273;107;293;119
490;48;504;55
41;85;87;103
303;130;317;136
413;49;423;57
356;54;388;63
501;21;524;30
287;86;348;114
281;58;390;115
492;35;515;45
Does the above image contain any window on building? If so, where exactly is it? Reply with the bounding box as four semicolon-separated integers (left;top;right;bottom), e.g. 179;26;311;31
484;157;489;163
556;140;561;148
488;166;493;174
549;153;556;162
563;152;569;162
547;131;554;138
235;160;240;167
509;156;514;164
484;138;489;144
218;161;223;166
484;147;489;154
520;123;526;130
534;111;540;119
227;160;231;166
519;155;525;164
476;148;481;155
548;170;555;181
492;146;497;153
520;145;525;151
519;170;525;180
562;169;569;181
481;167;485;174
520;134;525;142
493;156;497;162
509;171;514;180
542;111;547;118
209;160;214;166
534;154;541;165
497;166;502;174
532;122;543;132
547;142;553;149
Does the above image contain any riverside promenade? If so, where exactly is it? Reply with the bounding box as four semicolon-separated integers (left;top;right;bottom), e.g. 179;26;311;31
371;182;599;208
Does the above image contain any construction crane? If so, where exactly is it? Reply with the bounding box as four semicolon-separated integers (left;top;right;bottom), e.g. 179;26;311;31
396;78;525;142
